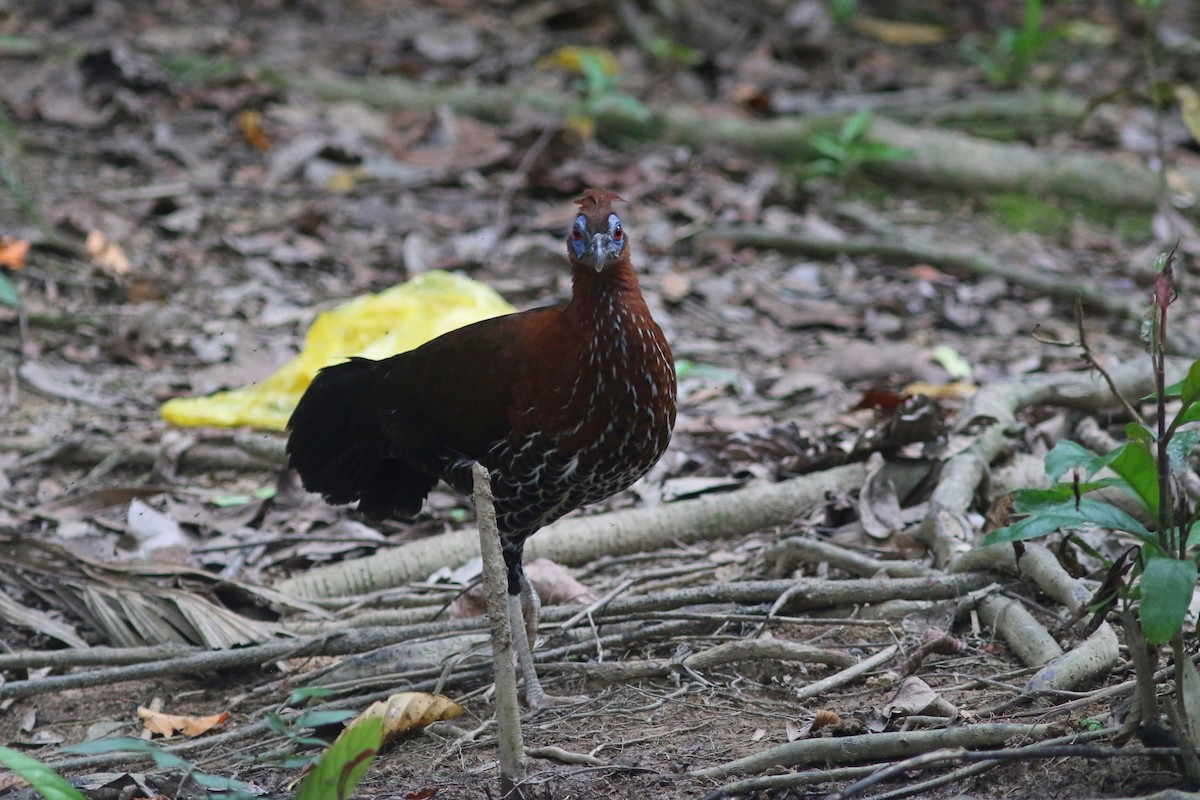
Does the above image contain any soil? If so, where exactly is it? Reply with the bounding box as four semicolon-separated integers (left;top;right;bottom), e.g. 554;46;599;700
2;0;1200;798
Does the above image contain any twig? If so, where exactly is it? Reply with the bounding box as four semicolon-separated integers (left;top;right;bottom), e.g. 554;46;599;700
525;745;603;766
792;643;900;704
1075;296;1144;423
703;227;1146;328
834;738;1175;800
472;464;526;795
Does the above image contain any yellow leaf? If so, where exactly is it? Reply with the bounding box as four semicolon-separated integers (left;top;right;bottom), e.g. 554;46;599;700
355;692;464;743
851;16;946;46
902;380;977;401
537;45;620;76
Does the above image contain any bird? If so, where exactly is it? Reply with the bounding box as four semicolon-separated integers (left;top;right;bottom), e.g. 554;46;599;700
286;189;677;707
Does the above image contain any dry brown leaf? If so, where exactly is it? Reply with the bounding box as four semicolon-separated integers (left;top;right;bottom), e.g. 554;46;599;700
237;109;273;151
85;229;131;275
810;709;841;733
448;557;598;620
355;692;464;744
0;237;30;270
138;706;228;737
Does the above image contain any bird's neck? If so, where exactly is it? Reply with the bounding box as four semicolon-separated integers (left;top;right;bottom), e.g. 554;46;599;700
565;259;645;324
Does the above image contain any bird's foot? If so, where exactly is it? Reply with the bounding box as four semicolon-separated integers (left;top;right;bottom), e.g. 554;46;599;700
523;686;588;710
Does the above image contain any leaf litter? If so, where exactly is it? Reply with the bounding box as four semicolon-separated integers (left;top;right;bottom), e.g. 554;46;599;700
0;0;1197;798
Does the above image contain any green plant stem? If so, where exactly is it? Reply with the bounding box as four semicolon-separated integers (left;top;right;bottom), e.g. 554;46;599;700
1154;302;1174;556
1121;607;1161;735
1170;636;1200;782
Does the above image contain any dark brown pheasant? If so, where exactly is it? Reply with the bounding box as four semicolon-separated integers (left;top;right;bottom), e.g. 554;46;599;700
286;189;677;706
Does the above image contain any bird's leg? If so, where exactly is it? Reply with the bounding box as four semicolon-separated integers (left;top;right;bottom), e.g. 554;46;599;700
507;570;586;709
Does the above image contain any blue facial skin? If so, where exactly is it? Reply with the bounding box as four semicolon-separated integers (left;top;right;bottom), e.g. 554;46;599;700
571;213;625;272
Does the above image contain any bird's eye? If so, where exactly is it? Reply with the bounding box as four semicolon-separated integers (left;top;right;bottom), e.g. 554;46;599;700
573;227;584;240
613;223;623;241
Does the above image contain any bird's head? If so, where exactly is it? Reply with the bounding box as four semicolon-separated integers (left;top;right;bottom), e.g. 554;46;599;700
568;189;627;273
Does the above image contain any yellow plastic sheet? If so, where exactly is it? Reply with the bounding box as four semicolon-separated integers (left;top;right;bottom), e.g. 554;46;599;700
161;270;515;431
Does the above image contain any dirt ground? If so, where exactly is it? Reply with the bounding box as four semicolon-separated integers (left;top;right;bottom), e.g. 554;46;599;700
3;0;1200;798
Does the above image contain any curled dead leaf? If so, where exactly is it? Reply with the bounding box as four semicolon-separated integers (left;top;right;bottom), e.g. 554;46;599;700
237;109;273;151
137;706;228;737
355;692;464;744
809;709;841;733
86;229;131;275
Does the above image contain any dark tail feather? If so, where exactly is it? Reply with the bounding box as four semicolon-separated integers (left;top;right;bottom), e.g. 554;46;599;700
286;358;435;518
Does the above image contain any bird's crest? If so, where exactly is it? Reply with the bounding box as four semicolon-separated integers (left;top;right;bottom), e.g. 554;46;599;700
575;189;623;226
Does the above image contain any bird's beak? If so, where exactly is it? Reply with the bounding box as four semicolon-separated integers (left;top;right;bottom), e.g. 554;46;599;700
590;233;613;272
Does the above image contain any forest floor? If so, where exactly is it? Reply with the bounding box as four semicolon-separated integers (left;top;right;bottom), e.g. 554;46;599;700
2;0;1200;798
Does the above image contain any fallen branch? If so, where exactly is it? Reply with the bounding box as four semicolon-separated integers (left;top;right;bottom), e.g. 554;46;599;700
689;722;1057;780
5;433;280;472
702;227;1146;326
275;462;866;599
292;70;1200;213
0;574;994;700
792;643;900;704
560;639;855;682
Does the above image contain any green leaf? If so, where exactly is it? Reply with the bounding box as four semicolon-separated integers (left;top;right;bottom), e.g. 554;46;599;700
1073;496;1153;537
62;737;190;770
62;738;258;794
1169;430;1200;476
1178;403;1200;426
1011;479;1121;510
1125;422;1154;443
982;496;1153;546
1108;441;1159;515
0;270;19;308
295;709;359;729
0;746;87;800
289;686;337;705
1179;360;1200;411
839;109;873;143
295;716;382;800
983;512;1075;545
807;135;848;160
1139;557;1197;644
1043;440;1101;482
0;34;40;56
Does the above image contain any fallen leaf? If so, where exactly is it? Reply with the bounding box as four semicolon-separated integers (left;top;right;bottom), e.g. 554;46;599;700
883;676;939;718
86;229;131;275
537;45;620;76
356;692;464;744
810;709;841;733
0;237;30;269
448;558;598;620
237;109;272;151
138;706;228;737
851;16;946;45
1177;85;1200;147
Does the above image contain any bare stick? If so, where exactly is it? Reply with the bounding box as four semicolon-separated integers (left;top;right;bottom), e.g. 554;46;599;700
792;643;900;704
472;464;526;796
689;722;1057;780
